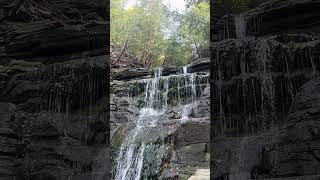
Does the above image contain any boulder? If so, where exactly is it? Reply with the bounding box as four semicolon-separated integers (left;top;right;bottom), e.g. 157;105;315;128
173;121;210;148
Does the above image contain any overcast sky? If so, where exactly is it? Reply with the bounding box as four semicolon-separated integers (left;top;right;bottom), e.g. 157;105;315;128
125;0;186;13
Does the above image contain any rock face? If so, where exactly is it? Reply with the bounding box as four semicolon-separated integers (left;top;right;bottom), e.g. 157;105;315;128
211;0;320;179
1;58;108;112
212;34;320;136
4;21;108;58
217;0;320;40
111;60;210;81
0;0;109;179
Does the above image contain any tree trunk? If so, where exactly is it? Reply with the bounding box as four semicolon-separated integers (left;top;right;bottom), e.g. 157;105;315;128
192;34;201;59
113;38;128;66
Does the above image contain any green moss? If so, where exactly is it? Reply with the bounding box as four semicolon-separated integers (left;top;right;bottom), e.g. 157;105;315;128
111;125;128;151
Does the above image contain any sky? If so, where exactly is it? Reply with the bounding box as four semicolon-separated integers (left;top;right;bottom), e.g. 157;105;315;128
125;0;186;13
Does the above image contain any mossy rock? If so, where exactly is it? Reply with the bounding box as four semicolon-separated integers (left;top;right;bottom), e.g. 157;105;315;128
111;124;128;151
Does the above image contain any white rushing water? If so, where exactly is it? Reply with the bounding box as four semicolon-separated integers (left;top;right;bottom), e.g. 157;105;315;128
181;102;198;123
114;66;208;179
114;69;164;180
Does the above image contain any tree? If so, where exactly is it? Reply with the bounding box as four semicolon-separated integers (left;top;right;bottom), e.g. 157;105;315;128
111;0;209;68
164;35;189;66
111;0;167;67
178;2;210;60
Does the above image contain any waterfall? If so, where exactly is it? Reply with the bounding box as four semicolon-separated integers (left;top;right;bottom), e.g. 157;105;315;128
256;39;276;128
182;65;197;103
181;102;198;123
234;15;246;39
113;65;209;179
183;66;188;74
180;65;198;123
229;137;251;180
114;69;165;180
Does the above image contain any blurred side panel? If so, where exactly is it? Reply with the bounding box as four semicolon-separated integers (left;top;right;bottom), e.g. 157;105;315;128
0;0;110;179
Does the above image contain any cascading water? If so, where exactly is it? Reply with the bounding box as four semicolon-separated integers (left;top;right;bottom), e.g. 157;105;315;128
234;15;246;39
113;65;209;179
180;65;198;123
114;69;165;180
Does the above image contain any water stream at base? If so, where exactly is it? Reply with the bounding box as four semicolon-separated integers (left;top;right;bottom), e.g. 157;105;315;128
113;66;208;180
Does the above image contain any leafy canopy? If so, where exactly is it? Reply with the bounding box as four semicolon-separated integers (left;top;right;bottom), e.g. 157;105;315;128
111;0;209;68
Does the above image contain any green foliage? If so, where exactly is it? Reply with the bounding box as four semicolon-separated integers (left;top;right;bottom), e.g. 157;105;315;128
111;0;209;68
111;0;167;67
180;2;210;60
164;36;189;66
164;1;210;66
